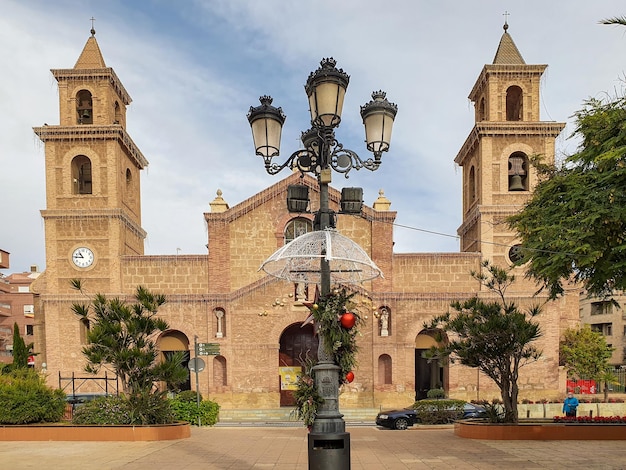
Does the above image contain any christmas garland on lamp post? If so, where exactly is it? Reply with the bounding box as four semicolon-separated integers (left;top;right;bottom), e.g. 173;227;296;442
293;287;365;426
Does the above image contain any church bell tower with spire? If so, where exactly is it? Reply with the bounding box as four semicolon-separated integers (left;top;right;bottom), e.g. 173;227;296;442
33;26;148;295
455;21;565;266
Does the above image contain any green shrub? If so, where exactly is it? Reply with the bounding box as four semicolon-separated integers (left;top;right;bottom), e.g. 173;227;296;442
170;396;220;426
72;396;132;425
175;390;202;402
483;402;506;423
72;392;176;425
412;399;465;424
128;391;175;424
0;369;66;424
426;388;446;399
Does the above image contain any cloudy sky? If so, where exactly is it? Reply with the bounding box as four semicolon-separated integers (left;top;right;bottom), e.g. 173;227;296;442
1;0;625;273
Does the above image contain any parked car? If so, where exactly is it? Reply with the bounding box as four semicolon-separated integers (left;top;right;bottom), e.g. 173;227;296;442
65;393;110;411
376;402;487;430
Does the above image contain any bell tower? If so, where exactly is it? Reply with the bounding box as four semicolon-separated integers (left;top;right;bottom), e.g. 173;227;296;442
455;22;565;266
33;27;148;294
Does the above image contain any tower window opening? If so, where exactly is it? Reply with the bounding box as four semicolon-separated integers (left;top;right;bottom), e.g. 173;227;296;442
469;166;476;202
114;101;122;124
506;86;523;121
76;90;93;125
478;97;486;121
72;155;92;194
508;152;528;191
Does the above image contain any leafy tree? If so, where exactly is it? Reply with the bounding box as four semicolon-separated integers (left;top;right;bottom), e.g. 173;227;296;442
508;94;626;299
11;322;33;370
70;280;188;423
560;325;614;383
424;261;542;423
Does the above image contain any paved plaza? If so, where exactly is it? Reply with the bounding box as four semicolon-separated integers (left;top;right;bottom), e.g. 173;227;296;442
1;425;625;469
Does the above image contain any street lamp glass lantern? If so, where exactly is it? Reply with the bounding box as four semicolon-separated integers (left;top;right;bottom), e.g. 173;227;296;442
360;91;398;157
305;58;350;128
247;96;286;159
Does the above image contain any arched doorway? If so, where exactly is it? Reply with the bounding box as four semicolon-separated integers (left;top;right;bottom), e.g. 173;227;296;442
159;330;191;392
278;323;318;406
414;330;444;401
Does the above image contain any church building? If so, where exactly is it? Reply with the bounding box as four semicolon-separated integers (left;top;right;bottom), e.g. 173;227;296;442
31;23;580;411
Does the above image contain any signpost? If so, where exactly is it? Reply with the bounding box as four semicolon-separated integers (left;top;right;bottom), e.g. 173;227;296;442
189;339;220;426
196;342;220;356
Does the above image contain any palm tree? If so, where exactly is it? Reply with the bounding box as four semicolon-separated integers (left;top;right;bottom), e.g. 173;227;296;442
598;369;620;403
601;16;626;26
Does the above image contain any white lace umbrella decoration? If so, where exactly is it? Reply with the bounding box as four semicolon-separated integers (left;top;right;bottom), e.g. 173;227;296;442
259;228;383;284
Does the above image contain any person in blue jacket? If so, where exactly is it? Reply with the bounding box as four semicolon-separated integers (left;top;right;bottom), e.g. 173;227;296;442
563;391;579;417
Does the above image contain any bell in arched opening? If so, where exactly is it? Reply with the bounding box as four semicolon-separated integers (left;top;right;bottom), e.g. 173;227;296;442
509;174;525;191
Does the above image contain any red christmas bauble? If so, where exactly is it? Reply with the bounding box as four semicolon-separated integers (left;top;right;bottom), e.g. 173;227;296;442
340;312;356;329
346;371;355;383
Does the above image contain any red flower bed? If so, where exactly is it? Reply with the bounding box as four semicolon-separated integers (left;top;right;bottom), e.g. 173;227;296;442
553;415;626;423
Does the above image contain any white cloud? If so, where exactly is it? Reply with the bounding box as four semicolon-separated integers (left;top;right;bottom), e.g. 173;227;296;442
1;0;625;272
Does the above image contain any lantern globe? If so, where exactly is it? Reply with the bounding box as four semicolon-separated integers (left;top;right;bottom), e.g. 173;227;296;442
360;91;398;157
247;95;286;158
305;58;350;128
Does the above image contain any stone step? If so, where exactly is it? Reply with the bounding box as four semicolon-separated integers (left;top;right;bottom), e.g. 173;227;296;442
218;408;379;423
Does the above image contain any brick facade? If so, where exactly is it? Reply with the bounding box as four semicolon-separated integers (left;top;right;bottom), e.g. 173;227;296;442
31;28;580;410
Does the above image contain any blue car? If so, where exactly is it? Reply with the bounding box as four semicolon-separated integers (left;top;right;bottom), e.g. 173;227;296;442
376;402;487;430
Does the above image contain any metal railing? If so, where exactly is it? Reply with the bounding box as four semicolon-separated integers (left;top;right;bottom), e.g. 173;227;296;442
606;368;626;393
58;371;118;396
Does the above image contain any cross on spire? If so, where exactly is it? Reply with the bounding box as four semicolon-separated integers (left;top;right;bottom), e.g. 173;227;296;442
90;17;96;36
503;11;510;31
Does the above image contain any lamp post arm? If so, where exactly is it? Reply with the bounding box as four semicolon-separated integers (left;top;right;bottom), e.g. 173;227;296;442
263;149;316;176
329;142;381;177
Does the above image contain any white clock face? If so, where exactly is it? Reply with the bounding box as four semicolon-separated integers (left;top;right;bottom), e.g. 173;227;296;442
71;247;94;268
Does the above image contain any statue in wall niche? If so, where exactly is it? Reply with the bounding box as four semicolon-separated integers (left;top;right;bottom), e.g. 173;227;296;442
380;307;389;337
295;282;311;301
215;309;224;338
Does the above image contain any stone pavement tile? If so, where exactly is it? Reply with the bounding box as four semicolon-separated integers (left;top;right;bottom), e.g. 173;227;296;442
1;426;626;469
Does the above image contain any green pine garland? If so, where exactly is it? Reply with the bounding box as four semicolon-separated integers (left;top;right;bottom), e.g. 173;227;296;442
311;287;362;384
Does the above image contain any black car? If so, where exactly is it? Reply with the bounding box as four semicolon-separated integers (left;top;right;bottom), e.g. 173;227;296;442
65;393;110;411
375;402;487;430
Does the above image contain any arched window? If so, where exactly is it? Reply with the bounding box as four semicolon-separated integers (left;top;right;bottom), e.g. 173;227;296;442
478;97;486;121
508;152;528;191
284;218;313;244
468;166;476;203
378;354;392;385
71;155;92;194
506;86;523;121
76;90;93;125
114;101;122;124
79;317;90;344
213;356;227;387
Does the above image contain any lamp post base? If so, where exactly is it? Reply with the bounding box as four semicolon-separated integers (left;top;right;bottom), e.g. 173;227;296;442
307;432;350;470
311;360;345;434
308;360;350;469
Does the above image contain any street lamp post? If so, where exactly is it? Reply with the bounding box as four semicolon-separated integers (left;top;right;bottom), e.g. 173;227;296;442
248;58;397;468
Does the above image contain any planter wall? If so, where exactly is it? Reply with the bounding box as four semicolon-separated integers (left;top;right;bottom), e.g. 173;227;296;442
518;402;626;419
455;420;626;440
0;422;190;441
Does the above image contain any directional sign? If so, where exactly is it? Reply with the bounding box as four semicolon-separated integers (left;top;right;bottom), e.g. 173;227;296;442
197;342;220;356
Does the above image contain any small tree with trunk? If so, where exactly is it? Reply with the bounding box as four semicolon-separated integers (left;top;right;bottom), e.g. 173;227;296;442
71;280;188;424
424;261;542;423
560;325;614;400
